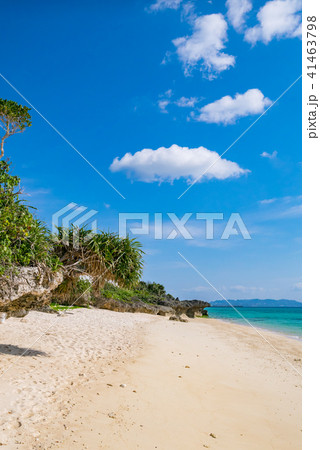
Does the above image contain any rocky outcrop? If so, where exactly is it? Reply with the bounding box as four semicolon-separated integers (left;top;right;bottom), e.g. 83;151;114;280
94;297;175;316
169;300;210;318
169;314;189;323
94;296;209;319
155;297;210;318
0;267;63;317
51;289;92;307
0;266;209;321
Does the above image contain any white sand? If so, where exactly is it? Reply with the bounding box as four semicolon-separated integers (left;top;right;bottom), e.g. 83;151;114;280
0;309;301;449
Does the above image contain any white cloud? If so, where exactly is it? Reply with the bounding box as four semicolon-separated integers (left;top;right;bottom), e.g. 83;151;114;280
280;204;302;218
158;99;170;113
259;198;276;205
230;285;264;293
196;89;272;124
158;89;173;113
182;285;212;292
260;150;278;159
256;195;302;220
226;0;252;32
175;96;199;107
149;0;182;11
181;1;197;23
244;0;302;44
173;14;235;78
110;144;249;183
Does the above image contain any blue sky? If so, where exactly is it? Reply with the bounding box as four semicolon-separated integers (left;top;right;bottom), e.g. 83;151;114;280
1;0;302;301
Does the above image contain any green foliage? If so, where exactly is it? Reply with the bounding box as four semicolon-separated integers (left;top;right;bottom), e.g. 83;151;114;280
0;160;60;275
101;282;135;303
76;278;92;294
136;281;166;297
50;302;83;311
53;226;144;290
51;276;93;306
0;98;32;158
93;232;144;288
101;280;173;305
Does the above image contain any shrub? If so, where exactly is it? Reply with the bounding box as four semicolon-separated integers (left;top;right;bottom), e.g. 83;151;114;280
101;282;134;303
53;226;144;291
0;160;60;275
100;280;173;306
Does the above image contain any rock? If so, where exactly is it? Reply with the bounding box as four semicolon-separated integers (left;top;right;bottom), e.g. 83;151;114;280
179;314;189;322
36;305;59;315
172;300;210;318
169;315;188;323
0;268;63;317
156;305;175;316
169;315;179;321
95;297;161;315
9;309;28;318
76;292;209;320
51;288;91;307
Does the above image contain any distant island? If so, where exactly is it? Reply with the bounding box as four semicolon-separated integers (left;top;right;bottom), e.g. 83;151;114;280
210;299;302;308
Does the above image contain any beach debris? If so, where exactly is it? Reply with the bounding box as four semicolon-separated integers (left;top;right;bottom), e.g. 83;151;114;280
120;383;126;388
209;433;217;439
108;412;116;419
107;383;113;387
185;365;190;369
0;313;7;324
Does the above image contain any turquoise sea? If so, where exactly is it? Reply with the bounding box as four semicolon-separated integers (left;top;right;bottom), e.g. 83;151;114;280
205;307;302;339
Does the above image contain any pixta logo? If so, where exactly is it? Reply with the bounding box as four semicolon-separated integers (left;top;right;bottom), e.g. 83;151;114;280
52;203;98;248
119;213;251;240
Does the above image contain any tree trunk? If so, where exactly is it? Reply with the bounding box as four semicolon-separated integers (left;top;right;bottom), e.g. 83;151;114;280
0;136;5;158
0;125;10;159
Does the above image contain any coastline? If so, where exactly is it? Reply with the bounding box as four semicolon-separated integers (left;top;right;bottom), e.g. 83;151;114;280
202;315;302;341
0;309;301;449
205;307;302;340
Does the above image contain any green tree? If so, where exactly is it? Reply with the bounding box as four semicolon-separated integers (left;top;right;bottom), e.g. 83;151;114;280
53;226;144;292
0;160;60;274
0;99;32;159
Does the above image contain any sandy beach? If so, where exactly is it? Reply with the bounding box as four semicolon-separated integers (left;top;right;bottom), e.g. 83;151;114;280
0;309;301;449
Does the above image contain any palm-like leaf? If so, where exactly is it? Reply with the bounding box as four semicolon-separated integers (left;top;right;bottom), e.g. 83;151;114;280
52;226;144;294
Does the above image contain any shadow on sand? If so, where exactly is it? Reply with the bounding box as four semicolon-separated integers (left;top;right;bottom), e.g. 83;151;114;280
0;344;48;357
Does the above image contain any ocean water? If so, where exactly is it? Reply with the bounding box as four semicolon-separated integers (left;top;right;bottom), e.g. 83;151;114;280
205;307;302;339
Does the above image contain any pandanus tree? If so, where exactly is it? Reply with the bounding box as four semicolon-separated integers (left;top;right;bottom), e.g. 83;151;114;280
52;226;144;300
0;99;32;159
